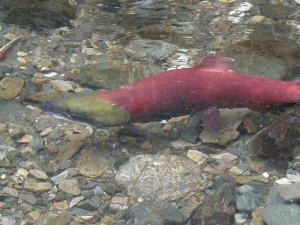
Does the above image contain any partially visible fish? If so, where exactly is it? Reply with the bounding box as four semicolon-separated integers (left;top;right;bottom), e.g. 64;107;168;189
0;35;23;62
40;54;300;130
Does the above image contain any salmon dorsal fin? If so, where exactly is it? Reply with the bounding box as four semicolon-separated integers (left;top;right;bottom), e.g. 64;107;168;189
193;54;234;72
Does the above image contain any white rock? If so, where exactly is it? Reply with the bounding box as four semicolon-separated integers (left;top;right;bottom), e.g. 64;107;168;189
275;177;292;185
286;174;300;183
262;172;270;178
43;72;58;77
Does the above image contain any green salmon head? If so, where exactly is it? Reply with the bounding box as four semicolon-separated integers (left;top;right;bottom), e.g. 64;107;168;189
39;93;129;127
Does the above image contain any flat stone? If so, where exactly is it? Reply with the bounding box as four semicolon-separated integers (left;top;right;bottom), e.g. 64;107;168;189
34;212;71;225
58;141;84;160
69;196;84;208
50;80;74;92
211;152;237;169
19;193;38;204
187;150;208;164
229;166;243;176
0;123;6;132
275;177;292;185
277;182;300;201
236;175;269;184
58;179;81;196
286;174;300;183
248;161;265;173
124;39;177;60
29;169;48;180
28;210;40;221
18;134;34;143
78;146;115;178
116;154;213;201
0;77;24;100
3;187;18;197
236;185;261;211
263;204;300;225
204;165;223;175
24;182;52;193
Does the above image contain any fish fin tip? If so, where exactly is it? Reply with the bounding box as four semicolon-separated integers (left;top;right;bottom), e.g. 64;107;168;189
194;54;234;72
199;107;220;134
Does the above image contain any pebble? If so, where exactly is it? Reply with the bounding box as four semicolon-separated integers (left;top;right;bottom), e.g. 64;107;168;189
211;152;237;161
236;185;261;211
251;208;264;225
35;212;71;225
50;80;74;92
236;175;269;184
58;179;81;196
43;72;59;77
78;146;115;178
53;202;69;211
250;15;266;23
18;135;34;143
58;141;84;160
69;196;84;208
211;152;237;169
228;166;243;176
19;193;38;204
275;177;292;185
18;57;27;66
17;168;29;177
248;161;265;173
235;213;248;224
29;169;48;180
286;173;300;183
187;150;208;164
262;172;270;178
40;127;54;136
24;182;52;192
3;187;19;197
204;165;223;175
0;123;6;133
124;39;178;60
171;139;195;148
51;170;69;185
0;77;25;100
65;132;87;142
162;123;173;132
17;51;28;57
219;0;235;3
28;211;40;221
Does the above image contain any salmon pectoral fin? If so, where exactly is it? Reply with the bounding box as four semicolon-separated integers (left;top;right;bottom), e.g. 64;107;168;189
198;107;220;134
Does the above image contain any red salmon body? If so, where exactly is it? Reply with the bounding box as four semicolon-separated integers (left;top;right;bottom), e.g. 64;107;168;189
96;55;300;121
40;55;300;127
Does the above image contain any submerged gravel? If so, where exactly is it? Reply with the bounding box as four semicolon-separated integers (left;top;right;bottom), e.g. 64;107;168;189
0;0;299;225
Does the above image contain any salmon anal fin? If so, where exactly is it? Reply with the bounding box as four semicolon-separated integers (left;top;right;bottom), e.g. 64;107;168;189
199;107;220;134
